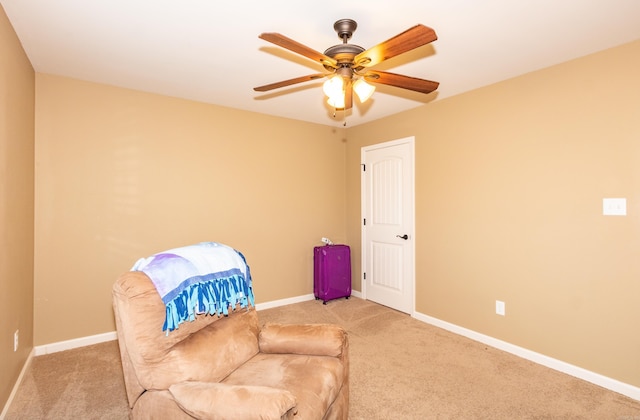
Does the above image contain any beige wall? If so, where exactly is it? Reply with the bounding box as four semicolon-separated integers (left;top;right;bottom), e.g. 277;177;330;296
346;40;640;387
34;74;347;345
0;4;35;411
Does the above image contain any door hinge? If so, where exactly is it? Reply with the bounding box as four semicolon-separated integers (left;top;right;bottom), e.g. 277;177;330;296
363;272;366;280
363;218;366;226
361;163;366;171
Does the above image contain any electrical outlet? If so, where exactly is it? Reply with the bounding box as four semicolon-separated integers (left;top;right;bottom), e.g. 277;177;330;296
603;198;626;216
14;329;19;352
495;300;506;316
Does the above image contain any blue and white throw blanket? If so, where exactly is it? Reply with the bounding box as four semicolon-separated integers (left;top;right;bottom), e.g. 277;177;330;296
131;242;255;333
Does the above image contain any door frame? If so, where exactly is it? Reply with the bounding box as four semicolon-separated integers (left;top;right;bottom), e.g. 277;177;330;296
360;136;416;314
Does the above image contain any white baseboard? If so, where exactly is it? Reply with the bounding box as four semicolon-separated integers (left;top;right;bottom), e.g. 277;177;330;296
1;348;35;419
413;311;640;402
254;290;361;310
34;331;118;356
255;293;316;311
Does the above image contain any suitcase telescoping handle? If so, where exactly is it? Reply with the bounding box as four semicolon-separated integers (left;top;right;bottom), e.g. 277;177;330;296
396;234;409;240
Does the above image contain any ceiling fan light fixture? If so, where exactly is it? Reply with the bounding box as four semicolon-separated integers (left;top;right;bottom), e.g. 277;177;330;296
353;78;375;103
327;94;345;109
322;75;344;98
324;75;346;109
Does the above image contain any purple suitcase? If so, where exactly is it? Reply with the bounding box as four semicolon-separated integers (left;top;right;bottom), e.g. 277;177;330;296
314;244;351;304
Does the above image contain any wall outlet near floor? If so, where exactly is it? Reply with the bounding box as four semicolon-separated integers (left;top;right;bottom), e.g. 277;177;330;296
14;329;19;352
496;300;506;316
603;198;626;216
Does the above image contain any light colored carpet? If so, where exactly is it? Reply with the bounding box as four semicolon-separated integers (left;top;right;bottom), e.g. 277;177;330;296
260;297;640;419
6;297;640;419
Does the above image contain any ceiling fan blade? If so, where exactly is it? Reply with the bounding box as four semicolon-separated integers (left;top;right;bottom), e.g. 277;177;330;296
254;73;327;92
354;24;437;69
363;70;439;94
259;33;338;68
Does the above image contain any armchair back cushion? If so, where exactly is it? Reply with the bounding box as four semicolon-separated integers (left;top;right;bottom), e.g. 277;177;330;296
113;271;260;405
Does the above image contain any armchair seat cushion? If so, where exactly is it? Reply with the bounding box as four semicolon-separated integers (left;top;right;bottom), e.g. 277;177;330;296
223;353;345;419
169;382;297;420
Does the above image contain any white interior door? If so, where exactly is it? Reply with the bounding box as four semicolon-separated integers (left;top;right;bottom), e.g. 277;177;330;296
361;137;415;314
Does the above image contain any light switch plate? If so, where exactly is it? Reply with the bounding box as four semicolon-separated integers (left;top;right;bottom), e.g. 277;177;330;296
603;198;626;216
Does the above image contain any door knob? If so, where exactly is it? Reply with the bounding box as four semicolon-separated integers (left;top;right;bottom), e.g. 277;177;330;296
396;234;409;240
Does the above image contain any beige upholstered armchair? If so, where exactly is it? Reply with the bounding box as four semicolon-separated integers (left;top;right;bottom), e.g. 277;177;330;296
113;270;349;419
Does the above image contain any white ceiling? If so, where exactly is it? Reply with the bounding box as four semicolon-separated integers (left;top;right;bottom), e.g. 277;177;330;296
2;0;640;127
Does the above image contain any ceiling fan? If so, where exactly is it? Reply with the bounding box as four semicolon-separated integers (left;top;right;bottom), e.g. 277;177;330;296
254;19;439;111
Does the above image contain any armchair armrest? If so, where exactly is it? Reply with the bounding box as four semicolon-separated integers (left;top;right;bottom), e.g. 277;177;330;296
259;323;348;358
169;381;297;420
